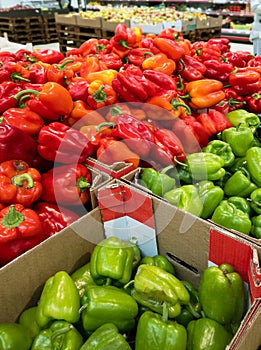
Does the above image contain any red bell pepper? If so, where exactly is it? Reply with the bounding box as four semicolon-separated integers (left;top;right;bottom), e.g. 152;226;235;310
38;121;93;164
14;49;36;63
153;37;186;61
112;23;137;50
127;48;154;67
172;116;209;153
203;60;234;82
0;62;31;83
0;123;37;165
229;70;261;96
1;106;44;135
197;109;232;137
158;28;184;41
149;137;178;167
222;51;246;68
34;201;79;237
143;69;177;92
94;39;113;54
223;87;245;111
245;90;261;113
0;81;22;114
140;37;161;54
191;41;221;62
176;55;206;82
31;48;64;64
247;55;261;68
40;163;92;206
0;204;44;266
0;51;16;64
0;160;42;207
97;52;123;70
28;62;49;84
87;80;117;109
14;81;74;121
98;114;155;158
207;38;230;54
67;77;89;101
153;128;186;162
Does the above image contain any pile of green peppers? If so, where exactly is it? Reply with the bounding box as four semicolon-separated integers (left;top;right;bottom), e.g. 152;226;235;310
0;236;246;350
141;110;261;237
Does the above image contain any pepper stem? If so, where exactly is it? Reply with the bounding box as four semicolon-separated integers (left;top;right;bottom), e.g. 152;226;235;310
1;205;24;228
76;177;90;192
109;105;123;116
174;156;188;167
92;85;107;103
11;72;30;83
13;89;39;101
12;173;34;189
58;59;74;70
118;40;131;49
51;325;74;343
96;122;114;132
162;302;169;323
171;98;191;115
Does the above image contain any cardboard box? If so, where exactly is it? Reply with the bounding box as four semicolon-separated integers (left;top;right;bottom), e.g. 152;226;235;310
54;13;78;25
86;157;135;179
130;20;164;34
75;15;102;29
0;180;261;349
181;18;196;32
101;18;130;31
196;17;211;29
88;165;112;208
163;20;182;32
209;15;223;28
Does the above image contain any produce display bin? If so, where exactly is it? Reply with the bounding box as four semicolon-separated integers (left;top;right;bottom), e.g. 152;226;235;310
0;180;261;349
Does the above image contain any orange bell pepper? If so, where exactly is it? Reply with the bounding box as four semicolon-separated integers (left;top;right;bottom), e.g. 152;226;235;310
131;26;143;46
80;124;113;151
87;80;117;109
153;37;186;61
64;100;105;127
142;53;176;76
146;90;191;119
105;103;132;122
46;59;74;86
184;79;226;109
80;56;108;79
86;69;118;85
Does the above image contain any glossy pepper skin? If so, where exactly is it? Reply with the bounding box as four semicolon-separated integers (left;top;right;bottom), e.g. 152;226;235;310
0;160;42;207
197;110;232;138
203;140;235;168
90;236;134;285
142;52;176;75
0;323;33;350
246;147;261;187
71;262;96;298
0;81;22;114
153;37;186;61
31;48;64;64
36;271;81;328
176;55;206;81
40;163;92;206
211;200;252;235
143;69;177;92
249;188;261;215
251;215;261;238
229;70;261;96
140;254;175;274
81;285;138;332
222;125;254;157
224;169;257;198
18;306;41;340
141;167;176;197
187;317;233;350
199;263;245;326
31;321;83;350
80;323;131;350
37;121;93;164
133;264;190;315
225;109;260;133
197;180;224;219
135;309;187;350
185;152;225;181
164;184;203;217
203;59;234;82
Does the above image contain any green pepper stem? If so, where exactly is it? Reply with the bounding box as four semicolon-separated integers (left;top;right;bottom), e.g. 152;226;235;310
143;52;153;58
96;122;114;132
58;59;74;70
109;105;123;116
160;165;175;175
92;85;107;103
1;205;24;228
173;156;188;168
162;302;169;323
119;40;131;49
186;302;202;319
177;58;185;72
13;89;39;101
12;173;34;189
17;94;31;108
76;177;90;192
51;325;74;343
171;98;191;115
249;199;261;208
123;280;134;290
11;72;30;83
176;74;184;91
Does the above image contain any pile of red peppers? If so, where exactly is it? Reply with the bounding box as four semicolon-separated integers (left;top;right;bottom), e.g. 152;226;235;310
0;23;261;265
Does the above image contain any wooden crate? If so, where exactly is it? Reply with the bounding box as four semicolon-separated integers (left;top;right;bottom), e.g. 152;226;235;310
76;16;102;29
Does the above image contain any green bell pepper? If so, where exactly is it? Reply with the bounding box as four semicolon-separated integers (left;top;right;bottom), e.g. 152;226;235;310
80;323;131;350
141;167;176;197
81;285;138;333
71;262;96;297
203;140;235;168
185;152;225;181
140;254;175;274
246;146;261;187
90;236;134;286
133;264;190;316
31;320;83;350
18;306;41;340
249;188;261;215
36;271;81;328
227;196;252;216
222;125;254;157
187;317;233;350
163;184;203;217
224;169;257;198
175;280;202;327
176;165;193;185
211;200;252;234
198;263;245;325
197;180;224;219
226;109;260;133
135;308;187;350
251;215;261;239
0;323;33;350
228;156;247;173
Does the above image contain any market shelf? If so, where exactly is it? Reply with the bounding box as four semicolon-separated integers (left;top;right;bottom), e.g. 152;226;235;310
221;28;251;42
